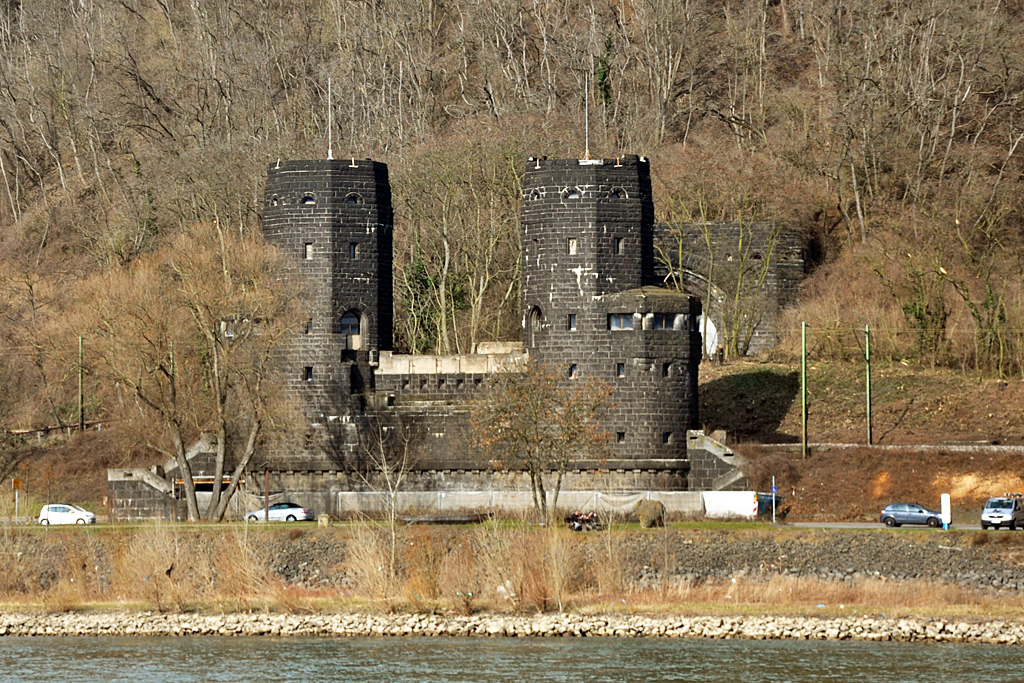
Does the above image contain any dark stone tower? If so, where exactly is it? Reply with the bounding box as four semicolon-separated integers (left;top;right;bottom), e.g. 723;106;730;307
521;155;700;482
263;159;393;423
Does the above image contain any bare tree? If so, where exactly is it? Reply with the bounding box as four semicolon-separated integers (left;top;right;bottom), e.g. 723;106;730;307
472;359;612;521
83;221;302;521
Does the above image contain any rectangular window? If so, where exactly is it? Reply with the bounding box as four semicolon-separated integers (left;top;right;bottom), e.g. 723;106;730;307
613;237;623;254
303;366;313;381
662;362;671;377
663;431;673;444
569;363;578;379
616;362;625;378
652;313;675;330
304;242;314;260
567;314;577;331
305;319;313;334
616;432;626;443
567;238;577;255
349;242;358;258
608;314;634;330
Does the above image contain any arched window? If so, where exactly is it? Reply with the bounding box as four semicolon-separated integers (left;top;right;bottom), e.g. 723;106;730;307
528;306;543;348
301;193;316;205
341;312;360;335
562;188;581;200
345;192;363;204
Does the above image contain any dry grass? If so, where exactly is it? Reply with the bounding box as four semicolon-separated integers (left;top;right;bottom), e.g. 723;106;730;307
3;522;1023;621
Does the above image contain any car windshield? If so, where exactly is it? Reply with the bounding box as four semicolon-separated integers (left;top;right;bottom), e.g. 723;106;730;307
986;498;1013;509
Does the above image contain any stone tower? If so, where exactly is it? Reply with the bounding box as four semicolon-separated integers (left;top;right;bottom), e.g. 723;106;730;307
263;159;393;425
520;155;700;483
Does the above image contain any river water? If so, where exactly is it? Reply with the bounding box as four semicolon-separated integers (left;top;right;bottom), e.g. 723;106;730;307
2;636;1019;682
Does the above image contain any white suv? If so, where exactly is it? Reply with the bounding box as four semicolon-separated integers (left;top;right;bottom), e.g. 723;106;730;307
981;494;1024;530
38;504;96;525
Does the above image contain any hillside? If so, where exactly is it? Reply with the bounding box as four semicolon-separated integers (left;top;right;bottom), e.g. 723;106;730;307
700;357;1024;522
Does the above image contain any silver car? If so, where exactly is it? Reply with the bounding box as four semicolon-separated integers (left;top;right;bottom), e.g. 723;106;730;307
880;502;941;528
246;502;315;522
38;504;96;525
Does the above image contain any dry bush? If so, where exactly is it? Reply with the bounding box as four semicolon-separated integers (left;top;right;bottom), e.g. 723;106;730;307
779;253;908;362
210;528;274;612
402;526;449;609
440;534;480;615
111;524;184;611
593;513;628;598
344;524;402;611
110;524;270;612
472;519;584;613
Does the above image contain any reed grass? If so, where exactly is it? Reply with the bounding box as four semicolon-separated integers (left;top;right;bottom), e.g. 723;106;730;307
1;520;1021;620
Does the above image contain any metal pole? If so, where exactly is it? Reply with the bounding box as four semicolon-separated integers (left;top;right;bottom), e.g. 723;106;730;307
865;324;872;445
801;321;808;460
772;475;776;524
264;467;270;522
78;336;84;432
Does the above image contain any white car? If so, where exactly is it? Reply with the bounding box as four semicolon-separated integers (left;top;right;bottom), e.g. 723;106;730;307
246;502;315;522
38;504;96;525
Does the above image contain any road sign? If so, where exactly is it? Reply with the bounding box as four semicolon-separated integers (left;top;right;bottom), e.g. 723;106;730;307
771;485;777;494
12;479;20;490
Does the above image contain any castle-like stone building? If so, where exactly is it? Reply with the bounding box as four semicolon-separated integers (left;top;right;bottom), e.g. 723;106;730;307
108;153;804;521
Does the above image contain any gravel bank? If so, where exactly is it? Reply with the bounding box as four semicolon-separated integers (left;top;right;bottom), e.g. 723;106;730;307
2;611;1023;644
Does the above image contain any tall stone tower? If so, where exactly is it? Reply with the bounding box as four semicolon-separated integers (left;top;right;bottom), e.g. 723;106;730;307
520;155;700;483
263;159;393;426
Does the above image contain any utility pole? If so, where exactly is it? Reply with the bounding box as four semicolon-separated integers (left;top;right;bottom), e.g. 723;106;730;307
78;336;84;432
801;321;808;460
865;324;872;445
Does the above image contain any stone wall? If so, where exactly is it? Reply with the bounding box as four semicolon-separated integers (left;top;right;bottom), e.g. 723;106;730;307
654;220;805;355
107;469;180;522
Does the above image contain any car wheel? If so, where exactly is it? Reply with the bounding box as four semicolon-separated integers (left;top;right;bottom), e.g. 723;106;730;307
982;523;989;530
247;515;258;522
884;517;896;527
927;517;939;528
76;518;86;524
40;519;49;526
1012;521;1017;531
286;514;297;522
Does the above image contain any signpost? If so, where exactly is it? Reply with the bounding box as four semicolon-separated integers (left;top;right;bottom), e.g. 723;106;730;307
12;478;20;522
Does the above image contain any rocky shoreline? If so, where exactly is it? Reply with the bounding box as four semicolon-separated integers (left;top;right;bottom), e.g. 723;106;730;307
2;611;1023;644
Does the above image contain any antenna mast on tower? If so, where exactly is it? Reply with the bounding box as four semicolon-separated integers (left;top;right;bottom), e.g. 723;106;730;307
584;72;591;160
327;77;334;160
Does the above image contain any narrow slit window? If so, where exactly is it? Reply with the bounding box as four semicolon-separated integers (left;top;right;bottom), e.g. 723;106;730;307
304;242;314;260
305;319;313;334
616;432;626;444
304;366;313;381
349;242;358;258
569;364;578;379
616;362;625;378
613;237;623;254
567;314;577;331
567;238;577;255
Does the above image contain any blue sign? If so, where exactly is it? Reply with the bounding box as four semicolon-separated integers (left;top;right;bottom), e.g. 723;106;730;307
771;486;777;494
